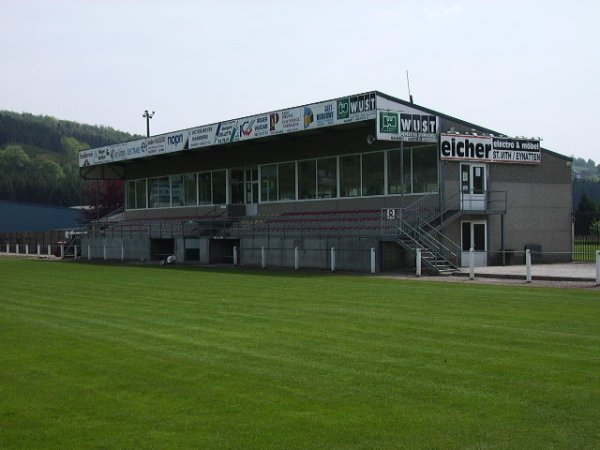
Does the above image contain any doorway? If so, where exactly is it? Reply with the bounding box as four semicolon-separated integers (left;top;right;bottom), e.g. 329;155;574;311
461;221;487;266
229;167;259;216
245;167;259;216
460;163;486;211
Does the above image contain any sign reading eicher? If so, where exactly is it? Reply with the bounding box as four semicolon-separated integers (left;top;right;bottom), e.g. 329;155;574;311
440;134;541;164
377;110;439;143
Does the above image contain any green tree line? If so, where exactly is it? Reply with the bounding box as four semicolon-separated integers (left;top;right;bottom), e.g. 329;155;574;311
0;111;138;206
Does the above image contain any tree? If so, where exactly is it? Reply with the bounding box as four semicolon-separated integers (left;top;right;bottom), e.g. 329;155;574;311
590;219;600;237
81;180;124;222
575;193;599;235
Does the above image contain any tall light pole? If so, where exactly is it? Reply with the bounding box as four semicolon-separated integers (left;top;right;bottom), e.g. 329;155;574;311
143;110;155;137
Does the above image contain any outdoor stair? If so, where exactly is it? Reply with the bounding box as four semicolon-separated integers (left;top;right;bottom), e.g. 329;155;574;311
391;192;463;275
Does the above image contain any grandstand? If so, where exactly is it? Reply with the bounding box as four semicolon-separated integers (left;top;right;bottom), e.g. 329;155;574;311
77;91;572;272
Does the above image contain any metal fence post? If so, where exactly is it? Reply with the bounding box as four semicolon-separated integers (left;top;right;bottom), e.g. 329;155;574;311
121;241;125;262
25;244;29;256
526;249;532;283
74;245;78;260
370;248;376;274
261;246;266;269
294;247;299;270
60;244;64;259
233;246;238;266
37;243;41;257
469;247;475;280
88;244;92;261
16;244;20;255
331;247;336;272
596;250;600;286
47;244;51;257
416;248;421;277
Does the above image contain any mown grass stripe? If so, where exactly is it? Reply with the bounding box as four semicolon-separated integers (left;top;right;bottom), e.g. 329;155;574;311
1;258;599;449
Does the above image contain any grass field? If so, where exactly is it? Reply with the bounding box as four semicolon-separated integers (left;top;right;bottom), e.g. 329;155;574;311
1;258;599;449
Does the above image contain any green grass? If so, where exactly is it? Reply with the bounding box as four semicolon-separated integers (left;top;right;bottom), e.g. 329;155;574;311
1;259;599;449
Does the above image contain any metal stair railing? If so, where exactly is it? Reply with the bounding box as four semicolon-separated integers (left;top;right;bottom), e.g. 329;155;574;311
397;217;460;272
414;218;461;268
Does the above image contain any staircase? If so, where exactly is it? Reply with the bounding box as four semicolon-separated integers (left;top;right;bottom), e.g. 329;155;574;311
386;192;463;275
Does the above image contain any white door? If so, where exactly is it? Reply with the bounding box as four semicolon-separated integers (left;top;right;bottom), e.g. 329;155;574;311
460;221;487;267
245;167;259;216
460;164;486;211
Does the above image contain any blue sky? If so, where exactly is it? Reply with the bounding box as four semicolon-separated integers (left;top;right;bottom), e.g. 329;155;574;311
1;0;598;161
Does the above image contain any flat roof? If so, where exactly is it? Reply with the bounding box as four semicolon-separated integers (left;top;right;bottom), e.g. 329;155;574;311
79;90;569;170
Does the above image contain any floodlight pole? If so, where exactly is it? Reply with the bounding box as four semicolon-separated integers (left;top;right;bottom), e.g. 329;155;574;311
143;110;155;137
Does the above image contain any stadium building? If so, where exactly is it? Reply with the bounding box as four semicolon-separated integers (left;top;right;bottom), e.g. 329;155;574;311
78;91;572;273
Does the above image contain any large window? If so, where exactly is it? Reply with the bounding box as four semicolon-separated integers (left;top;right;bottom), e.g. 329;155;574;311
198;172;212;205
298;160;316;200
361;152;384;196
278;162;296;200
212;170;226;204
135;179;147;209
387;150;402;195
229;169;244;204
182;173;197;206
387;147;437;195
126;180;136;209
261;164;278;202
125;146;438;210
148;177;170;208
126;180;144;209
411;145;438;193
340;154;361;197
170;175;183;207
317;158;337;199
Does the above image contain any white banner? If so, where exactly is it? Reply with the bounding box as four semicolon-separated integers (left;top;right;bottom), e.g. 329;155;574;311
80;91;380;167
440;134;541;164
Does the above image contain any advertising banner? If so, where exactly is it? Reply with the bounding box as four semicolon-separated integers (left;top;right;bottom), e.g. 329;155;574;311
214;120;239;145
491;137;541;163
303;101;336;130
336;92;377;123
440;134;541;164
377;110;439;143
164;130;188;153
79;91;380;167
146;136;166;156
189;124;218;149
79;149;95;167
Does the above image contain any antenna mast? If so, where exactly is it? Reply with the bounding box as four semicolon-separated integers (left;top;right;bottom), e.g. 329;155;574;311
406;70;414;104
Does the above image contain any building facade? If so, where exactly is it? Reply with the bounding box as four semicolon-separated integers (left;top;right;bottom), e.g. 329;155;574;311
79;92;572;272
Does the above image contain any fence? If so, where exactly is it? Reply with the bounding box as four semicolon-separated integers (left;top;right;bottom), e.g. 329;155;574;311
574;235;600;261
0;230;72;257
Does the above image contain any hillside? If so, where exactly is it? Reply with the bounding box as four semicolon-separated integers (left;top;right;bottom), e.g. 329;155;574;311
0;111;139;206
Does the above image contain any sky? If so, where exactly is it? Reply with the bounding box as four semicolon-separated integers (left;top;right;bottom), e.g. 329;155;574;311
1;0;599;161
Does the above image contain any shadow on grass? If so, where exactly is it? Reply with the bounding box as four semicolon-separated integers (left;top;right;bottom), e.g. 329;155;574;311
57;258;368;279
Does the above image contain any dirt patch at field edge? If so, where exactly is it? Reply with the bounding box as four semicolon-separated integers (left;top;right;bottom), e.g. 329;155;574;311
377;273;599;289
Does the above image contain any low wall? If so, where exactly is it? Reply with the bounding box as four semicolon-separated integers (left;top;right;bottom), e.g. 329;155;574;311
240;237;380;272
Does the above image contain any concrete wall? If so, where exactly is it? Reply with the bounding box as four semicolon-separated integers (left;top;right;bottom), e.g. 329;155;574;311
440;149;572;262
82;237;150;261
239;237;380;272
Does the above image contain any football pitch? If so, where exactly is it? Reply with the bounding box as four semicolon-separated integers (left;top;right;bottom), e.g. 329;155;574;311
1;258;599;449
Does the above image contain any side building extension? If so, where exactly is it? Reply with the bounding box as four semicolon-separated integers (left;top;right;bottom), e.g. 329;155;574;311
78;91;572;272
